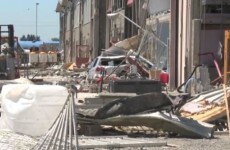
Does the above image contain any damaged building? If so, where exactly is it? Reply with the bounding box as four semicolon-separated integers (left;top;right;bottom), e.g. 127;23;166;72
52;0;230;141
1;0;230;149
56;0;230;92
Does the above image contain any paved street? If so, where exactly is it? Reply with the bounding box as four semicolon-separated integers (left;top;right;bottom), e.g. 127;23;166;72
1;130;230;150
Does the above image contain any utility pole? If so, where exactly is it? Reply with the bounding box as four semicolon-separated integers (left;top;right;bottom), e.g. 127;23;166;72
36;2;39;40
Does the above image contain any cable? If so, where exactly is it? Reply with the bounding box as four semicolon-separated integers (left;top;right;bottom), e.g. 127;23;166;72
177;64;202;93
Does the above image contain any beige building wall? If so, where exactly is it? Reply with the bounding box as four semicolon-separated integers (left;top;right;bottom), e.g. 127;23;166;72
82;23;91;46
65;10;71;62
177;0;189;86
69;0;92;63
71;28;77;61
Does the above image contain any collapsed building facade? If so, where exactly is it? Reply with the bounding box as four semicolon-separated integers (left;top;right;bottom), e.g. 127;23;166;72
56;0;230;93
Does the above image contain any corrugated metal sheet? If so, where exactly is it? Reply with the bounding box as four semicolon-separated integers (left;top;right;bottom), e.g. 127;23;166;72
180;87;230;122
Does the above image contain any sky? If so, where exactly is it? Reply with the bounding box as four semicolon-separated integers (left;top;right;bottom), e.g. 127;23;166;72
0;0;59;41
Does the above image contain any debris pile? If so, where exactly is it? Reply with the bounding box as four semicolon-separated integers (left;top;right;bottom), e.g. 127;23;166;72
33;91;79;149
179;88;230;130
76;92;215;139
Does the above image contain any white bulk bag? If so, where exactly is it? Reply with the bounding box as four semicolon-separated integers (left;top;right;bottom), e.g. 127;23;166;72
0;84;68;137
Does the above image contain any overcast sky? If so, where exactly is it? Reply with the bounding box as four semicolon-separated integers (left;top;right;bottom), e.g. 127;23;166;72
0;0;59;41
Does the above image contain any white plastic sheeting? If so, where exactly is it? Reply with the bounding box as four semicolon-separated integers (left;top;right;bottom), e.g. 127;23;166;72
0;84;68;137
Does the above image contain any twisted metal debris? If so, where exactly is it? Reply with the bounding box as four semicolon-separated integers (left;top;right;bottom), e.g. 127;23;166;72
32;86;79;150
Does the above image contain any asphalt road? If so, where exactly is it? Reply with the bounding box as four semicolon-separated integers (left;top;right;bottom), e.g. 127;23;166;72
78;132;230;150
134;133;230;150
91;134;230;150
165;135;230;150
0;130;230;150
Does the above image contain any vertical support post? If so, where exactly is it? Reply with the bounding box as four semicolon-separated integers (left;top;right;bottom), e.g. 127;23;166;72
0;26;1;52
105;15;110;49
63;12;67;62
223;30;230;135
154;18;159;69
70;3;73;62
169;0;178;90
105;0;112;49
93;0;99;58
191;19;201;66
186;0;201;94
187;19;201;94
98;0;106;56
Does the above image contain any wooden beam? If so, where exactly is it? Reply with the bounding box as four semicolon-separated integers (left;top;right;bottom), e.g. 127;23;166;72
223;30;230;135
181;105;226;123
224;31;230;84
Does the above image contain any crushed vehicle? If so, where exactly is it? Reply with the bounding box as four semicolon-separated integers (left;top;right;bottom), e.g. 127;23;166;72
87;55;132;82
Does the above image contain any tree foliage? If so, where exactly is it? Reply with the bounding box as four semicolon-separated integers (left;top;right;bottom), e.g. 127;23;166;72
20;34;40;41
51;37;59;41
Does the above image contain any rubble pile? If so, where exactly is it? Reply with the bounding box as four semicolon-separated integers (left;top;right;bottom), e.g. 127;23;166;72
179;88;230;130
0;41;230;148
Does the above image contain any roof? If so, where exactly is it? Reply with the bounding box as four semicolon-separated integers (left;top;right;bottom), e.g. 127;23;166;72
43;41;59;44
18;41;43;49
18;41;59;49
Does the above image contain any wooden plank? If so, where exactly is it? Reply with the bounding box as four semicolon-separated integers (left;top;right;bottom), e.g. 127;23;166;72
224;30;230;84
181;105;226;122
223;30;230;135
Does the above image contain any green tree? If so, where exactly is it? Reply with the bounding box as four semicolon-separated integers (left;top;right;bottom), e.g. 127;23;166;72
51;37;59;41
20;34;41;41
20;35;27;41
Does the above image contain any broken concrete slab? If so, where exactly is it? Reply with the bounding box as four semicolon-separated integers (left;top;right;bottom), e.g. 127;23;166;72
94;92;173;119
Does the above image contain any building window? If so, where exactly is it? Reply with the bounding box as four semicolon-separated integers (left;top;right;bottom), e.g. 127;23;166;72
204;5;230;14
74;3;80;28
112;0;125;11
83;0;91;24
66;11;71;31
107;0;112;12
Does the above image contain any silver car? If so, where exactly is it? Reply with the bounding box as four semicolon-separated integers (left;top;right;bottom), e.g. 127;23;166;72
87;55;130;81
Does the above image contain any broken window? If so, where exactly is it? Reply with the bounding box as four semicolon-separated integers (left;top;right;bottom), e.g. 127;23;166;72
112;0;125;11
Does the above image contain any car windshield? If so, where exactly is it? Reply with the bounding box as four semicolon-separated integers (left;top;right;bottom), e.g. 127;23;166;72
100;58;126;66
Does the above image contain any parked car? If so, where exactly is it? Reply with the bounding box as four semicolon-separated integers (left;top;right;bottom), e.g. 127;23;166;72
87;55;130;81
